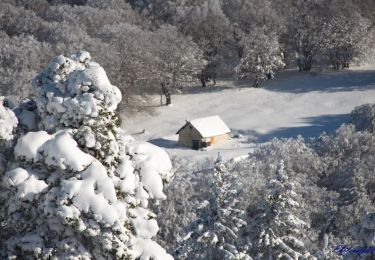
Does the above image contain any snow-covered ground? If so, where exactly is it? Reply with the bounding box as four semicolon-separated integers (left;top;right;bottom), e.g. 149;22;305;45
122;68;375;161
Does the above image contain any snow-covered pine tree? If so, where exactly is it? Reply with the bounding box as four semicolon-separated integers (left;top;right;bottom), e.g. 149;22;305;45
235;30;285;87
251;160;315;259
175;155;251;260
0;51;173;259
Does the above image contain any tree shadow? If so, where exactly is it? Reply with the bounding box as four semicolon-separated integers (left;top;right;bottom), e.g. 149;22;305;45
262;70;375;93
179;85;232;95
232;114;350;143
148;137;189;150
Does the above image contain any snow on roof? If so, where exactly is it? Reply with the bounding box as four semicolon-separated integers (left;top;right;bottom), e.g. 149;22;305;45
178;115;231;138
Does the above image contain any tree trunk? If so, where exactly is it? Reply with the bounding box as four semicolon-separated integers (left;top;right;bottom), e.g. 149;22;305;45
201;77;207;88
305;56;312;71
161;83;171;106
212;73;216;86
200;69;207;87
165;92;171;105
160;88;163;106
300;52;312;71
298;57;303;72
253;77;260;88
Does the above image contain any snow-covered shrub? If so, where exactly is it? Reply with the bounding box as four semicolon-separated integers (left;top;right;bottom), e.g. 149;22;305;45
350;103;375;132
0;52;173;259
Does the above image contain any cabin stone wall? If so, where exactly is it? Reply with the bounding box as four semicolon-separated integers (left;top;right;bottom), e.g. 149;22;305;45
178;124;230;148
178;125;202;147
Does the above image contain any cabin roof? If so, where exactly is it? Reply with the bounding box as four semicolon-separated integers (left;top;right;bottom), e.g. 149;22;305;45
176;115;231;138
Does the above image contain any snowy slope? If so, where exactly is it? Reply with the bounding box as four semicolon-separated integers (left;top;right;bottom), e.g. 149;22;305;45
122;68;375;161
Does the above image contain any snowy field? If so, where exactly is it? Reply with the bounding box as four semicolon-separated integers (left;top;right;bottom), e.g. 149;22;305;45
123;68;375;161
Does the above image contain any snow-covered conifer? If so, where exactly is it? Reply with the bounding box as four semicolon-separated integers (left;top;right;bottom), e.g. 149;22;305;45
176;155;251;259
251;160;315;259
0;51;173;259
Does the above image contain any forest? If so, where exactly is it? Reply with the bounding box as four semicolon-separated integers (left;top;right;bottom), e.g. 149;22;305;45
1;0;375;107
1;0;375;259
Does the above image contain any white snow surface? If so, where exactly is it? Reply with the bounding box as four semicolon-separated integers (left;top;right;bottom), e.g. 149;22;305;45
128;142;173;200
14;131;53;161
15;130;93;171
132;238;174;260
60;161;125;226
66;61;122;112
4;168;48;202
123;68;375;161
132;217;159;239
0;99;18;140
16;175;48;202
116;159;137;194
4;168;30;186
182;115;231;137
39;130;93;171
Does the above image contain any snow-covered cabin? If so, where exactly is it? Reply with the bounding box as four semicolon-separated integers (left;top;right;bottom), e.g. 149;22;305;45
176;116;231;150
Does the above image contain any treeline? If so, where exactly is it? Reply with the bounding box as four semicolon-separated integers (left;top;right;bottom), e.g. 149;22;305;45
1;0;375;107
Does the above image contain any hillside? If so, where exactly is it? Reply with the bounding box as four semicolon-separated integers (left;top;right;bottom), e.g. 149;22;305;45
123;68;375;161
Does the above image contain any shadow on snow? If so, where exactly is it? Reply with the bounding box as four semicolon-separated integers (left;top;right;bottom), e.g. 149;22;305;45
262;70;375;93
149;138;186;149
233;114;350;143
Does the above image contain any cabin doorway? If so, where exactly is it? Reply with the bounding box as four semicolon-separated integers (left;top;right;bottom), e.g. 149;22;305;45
192;140;200;150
